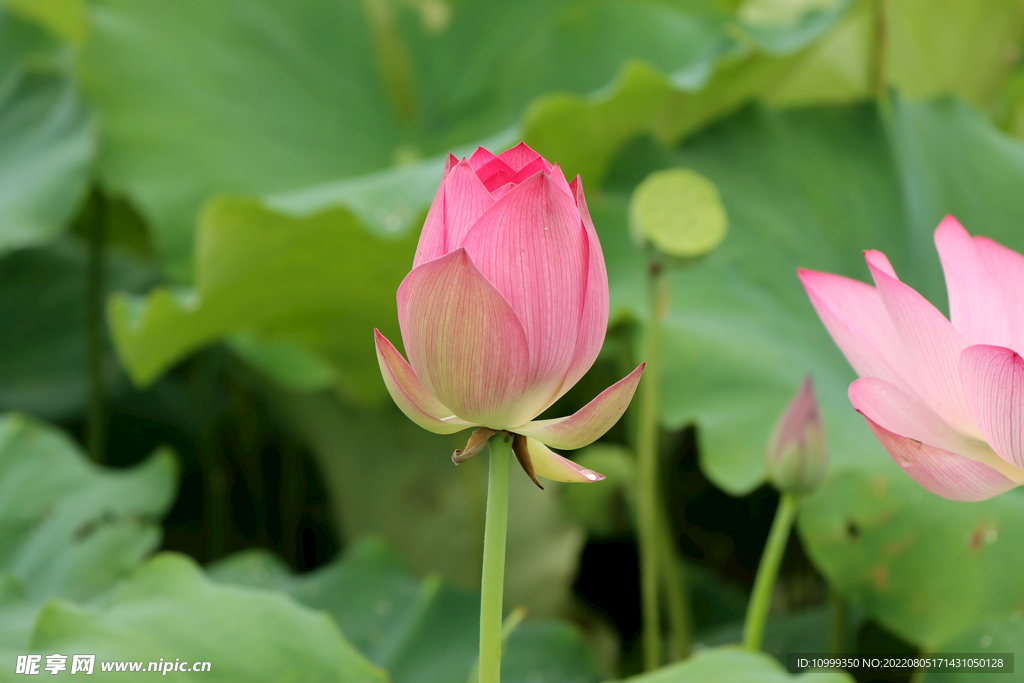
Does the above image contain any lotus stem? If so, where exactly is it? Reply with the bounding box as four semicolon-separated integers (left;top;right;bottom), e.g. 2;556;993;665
657;507;691;660
637;259;670;669
479;433;512;683
743;491;798;651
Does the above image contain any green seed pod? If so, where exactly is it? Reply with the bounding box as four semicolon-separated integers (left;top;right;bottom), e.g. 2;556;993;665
629;167;728;259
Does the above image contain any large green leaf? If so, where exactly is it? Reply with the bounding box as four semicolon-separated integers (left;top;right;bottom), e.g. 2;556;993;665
618;647;853;682
801;473;1024;649
108;197;416;399
0;238;156;420
266;391;587;622
209;537;604;683
0;413;176;648
79;0;851;280
0;10;93;253
16;553;387;683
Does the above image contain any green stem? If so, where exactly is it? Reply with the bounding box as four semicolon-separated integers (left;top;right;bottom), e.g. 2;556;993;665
479;434;512;683
743;492;798;651
637;260;669;670
85;187;107;464
468;607;527;683
657;508;691;660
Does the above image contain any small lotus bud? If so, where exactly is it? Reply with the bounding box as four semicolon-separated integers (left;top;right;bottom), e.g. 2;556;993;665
765;377;827;495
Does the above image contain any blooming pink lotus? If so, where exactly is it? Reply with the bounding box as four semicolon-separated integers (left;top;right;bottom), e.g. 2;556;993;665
374;143;644;487
800;217;1024;501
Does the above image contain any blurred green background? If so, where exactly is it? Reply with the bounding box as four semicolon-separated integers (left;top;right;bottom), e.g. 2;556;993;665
4;0;1024;681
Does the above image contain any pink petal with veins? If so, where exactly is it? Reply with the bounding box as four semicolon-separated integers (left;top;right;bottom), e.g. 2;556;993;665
548;175;610;405
515;364;644;449
374;329;471;435
865;251;977;436
461;172;589;425
397;249;530;428
497;141;546;173
413;158;494;269
960;344;1024;469
849;377;1019;481
975;235;1024;354
526;438;606;483
798;268;912;394
862;416;1016;501
934;216;1010;346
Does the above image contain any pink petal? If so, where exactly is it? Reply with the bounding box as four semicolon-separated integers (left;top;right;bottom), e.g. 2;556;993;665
497;141;546;173
934;216;1011;346
413;172;448;267
397;249;530;428
443;152;459;177
797;268;913;393
960;344;1024;468
514;364;644;449
975;235;1024;354
413;157;494;268
439;159;495;254
769;376;823;457
468;147;516;192
525;438;606;484
510;157;550;185
373;329;471;435
490;182;516;201
861;416;1017;501
849;377;1012;474
863;249;897;277
461;172;589;425
548;163;575;199
865;251;978;436
552;176;610;404
468;147;497;173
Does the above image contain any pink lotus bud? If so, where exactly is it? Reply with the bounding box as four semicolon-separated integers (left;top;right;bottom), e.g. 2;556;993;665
374;143;644;487
800;216;1024;501
765;377;827;495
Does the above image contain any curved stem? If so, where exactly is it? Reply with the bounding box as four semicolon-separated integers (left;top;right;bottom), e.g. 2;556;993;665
479;433;512;683
637;260;669;670
743;492;798;652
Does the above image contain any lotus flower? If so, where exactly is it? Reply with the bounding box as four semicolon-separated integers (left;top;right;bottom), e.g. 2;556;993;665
765;377;827;495
799;216;1024;501
374;143;644;488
